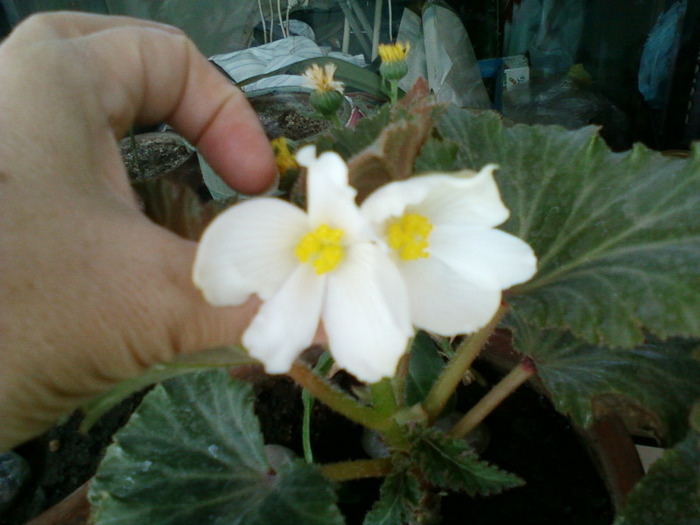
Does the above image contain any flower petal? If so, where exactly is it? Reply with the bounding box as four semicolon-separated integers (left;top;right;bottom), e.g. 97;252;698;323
323;243;412;383
296;146;371;241
416;166;509;228
399;257;503;336
193;198;308;305
429;226;538;289
243;264;324;374
361;165;509;228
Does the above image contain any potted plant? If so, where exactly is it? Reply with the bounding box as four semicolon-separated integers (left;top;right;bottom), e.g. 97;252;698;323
9;33;700;525
77;49;700;524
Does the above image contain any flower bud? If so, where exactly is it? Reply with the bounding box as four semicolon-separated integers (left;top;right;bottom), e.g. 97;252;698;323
378;42;411;82
310;89;344;117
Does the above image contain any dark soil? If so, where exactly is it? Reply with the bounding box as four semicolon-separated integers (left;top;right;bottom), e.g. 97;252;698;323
120;132;194;183
1;391;149;525
247;90;350;141
252;361;614;525
441;362;613;525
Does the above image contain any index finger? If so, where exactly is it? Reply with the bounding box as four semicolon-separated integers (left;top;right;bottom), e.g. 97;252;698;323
43;13;276;194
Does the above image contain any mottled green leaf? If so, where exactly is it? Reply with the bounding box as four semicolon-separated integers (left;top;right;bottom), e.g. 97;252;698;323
80;346;256;431
413;136;459;173
364;469;422;525
410;427;523;496
508;313;700;442
405;331;448;406
614;431;700;525
429;107;700;348
315;103;391;160
89;369;343;525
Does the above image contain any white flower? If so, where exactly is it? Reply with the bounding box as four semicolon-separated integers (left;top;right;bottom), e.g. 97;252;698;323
360;165;538;335
193;146;412;383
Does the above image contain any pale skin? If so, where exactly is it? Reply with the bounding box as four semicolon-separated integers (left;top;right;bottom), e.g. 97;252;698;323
0;12;277;451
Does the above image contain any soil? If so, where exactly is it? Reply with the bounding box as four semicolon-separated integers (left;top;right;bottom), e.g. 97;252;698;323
1;392;149;525
251;360;613;525
246;89;351;141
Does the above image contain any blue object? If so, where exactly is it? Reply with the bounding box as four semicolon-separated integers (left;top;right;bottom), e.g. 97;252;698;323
639;0;688;109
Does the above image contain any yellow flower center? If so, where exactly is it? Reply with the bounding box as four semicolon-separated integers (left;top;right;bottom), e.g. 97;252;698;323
378;42;411;63
295;224;344;275
386;213;432;261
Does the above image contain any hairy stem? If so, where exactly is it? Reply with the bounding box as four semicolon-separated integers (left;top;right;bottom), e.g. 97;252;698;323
447;358;536;439
422;305;509;421
320;458;393;482
289;363;391;433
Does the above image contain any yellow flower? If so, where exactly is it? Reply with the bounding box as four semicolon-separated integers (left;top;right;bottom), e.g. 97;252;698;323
378;42;410;64
302;63;344;119
271;137;298;176
378;42;410;99
301;63;344;94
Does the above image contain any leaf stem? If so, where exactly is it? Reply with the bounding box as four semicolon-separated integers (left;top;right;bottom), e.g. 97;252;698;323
447;357;536;439
301;388;314;463
288;363;392;433
319;458;393;482
423;305;509;422
301;353;333;463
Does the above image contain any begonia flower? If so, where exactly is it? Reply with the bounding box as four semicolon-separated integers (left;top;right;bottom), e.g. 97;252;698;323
193;146;412;383
360;165;538;335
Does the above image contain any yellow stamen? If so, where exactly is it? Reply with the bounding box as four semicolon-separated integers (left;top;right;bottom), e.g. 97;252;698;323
378;42;411;64
386;213;432;261
295;224;344;274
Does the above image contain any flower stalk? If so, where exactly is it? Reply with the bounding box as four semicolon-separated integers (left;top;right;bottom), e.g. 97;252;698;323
447;357;536;439
288;363;392;433
422;304;509;422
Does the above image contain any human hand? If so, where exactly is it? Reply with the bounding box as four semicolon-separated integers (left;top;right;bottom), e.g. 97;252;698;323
0;12;276;451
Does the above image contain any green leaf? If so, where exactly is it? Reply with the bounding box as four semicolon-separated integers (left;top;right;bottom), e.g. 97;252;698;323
613;431;700;525
364;470;423;525
314;103;391;160
316;81;444;201
409;427;524;496
405;331;448;406
413;136;459;173
89;369;343;525
430;107;700;347
80;346;256;432
508;313;700;442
